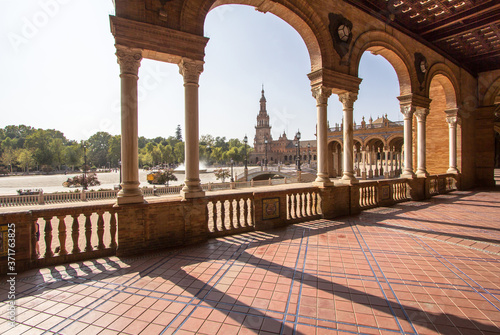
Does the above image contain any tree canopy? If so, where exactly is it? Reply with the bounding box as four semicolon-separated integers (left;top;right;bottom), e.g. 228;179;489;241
0;125;253;173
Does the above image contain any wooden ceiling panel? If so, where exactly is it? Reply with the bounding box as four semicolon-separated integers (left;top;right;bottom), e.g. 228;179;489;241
344;0;500;74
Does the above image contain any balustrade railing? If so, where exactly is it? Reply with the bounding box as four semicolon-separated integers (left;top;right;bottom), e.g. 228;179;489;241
207;193;254;237
392;180;410;202
286;188;321;220
33;205;117;266
359;183;378;209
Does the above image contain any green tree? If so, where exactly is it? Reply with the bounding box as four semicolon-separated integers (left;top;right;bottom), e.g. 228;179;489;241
65;144;81;171
1;149;17;173
174;142;184;164
50;138;65;170
25;129;53;166
17;149;35;173
214;168;231;183
108;135;121;167
87;132;111;168
175;125;182;141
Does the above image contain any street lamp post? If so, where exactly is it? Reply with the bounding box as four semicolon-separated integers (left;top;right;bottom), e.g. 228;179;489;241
264;139;268;170
230;158;234;182
296;130;301;171
243;135;248;181
206;144;211;166
307;143;311;165
81;141;88;191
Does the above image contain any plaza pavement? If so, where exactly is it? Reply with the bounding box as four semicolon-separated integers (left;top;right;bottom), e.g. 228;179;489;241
1;187;500;334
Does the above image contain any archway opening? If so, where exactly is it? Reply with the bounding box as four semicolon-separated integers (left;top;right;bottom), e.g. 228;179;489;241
201;4;316;170
427;74;460;174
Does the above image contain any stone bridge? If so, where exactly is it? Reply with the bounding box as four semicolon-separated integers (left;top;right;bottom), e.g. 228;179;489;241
236;167;296;181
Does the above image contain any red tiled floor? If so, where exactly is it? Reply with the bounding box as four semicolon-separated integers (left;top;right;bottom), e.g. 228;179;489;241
2;190;500;334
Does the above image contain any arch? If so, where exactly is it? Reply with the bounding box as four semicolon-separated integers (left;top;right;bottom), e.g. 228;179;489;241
425;63;460;110
349;30;416;95
327;139;343;150
180;0;336;71
363;135;386;147
484;76;500;106
426;68;460;174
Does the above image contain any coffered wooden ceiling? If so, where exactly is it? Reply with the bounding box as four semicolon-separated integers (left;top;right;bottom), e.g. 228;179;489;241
344;0;500;75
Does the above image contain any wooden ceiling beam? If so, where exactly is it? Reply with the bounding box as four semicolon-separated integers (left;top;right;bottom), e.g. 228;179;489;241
425;11;500;43
417;1;500;35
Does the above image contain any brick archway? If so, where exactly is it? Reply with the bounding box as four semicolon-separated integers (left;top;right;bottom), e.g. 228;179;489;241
181;0;336;71
349;30;416;96
427;72;460;175
484;76;500;106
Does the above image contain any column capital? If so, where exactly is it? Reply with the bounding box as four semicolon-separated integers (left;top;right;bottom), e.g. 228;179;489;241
311;86;332;105
179;58;204;84
414;108;429;121
445;108;458;124
397;93;431;109
338;92;358;108
116;45;142;77
400;105;415;119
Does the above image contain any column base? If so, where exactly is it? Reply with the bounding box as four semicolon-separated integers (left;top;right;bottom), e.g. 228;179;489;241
416;170;429;178
368;170;373;178
181;178;205;199
312;180;334;187
340;173;358;185
314;174;333;186
181;189;206;199
401;170;416;179
447;168;459;174
116;195;145;205
362;172;367;180
117;181;144;205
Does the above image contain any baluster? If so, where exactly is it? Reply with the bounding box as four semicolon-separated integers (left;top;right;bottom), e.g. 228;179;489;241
228;199;234;230
235;199;241;229
297;193;304;218
206;202;212;232
220;200;226;231
97;211;105;250
71;214;80;253
84;213;93;252
287;195;292;219
109;211;117;249
247;198;253;226
57;215;68;256
32;218;40;259
292;194;297;219
368;187;373;206
305;193;311;217
302;193;307;217
360;188;365;207
313;192;318;215
212;202;218;232
241;198;247;227
43;216;53;258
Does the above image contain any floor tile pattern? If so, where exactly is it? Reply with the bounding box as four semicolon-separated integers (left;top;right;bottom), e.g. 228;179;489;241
1;190;500;334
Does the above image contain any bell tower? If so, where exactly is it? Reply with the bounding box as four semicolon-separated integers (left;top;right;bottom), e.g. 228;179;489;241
254;86;272;153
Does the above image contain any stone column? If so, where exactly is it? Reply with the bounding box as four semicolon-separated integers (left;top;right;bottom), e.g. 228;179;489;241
384;148;389;179
339;92;358;184
179;59;205;199
332;148;337;178
116;46;144;205
400;105;416;178
361;147;367;180
415;108;429;177
368;146;373;178
446;109;459;173
312;87;333;186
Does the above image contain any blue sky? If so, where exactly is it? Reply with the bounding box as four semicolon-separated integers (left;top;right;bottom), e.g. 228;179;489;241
0;1;400;143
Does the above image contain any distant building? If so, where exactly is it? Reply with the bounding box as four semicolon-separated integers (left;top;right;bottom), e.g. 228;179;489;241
249;88;317;167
